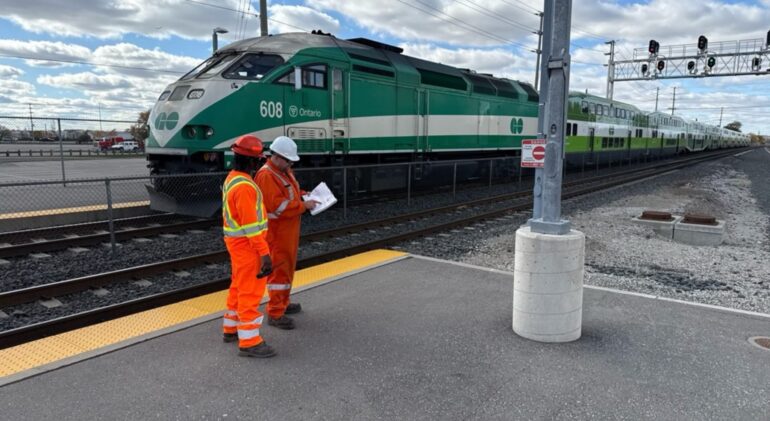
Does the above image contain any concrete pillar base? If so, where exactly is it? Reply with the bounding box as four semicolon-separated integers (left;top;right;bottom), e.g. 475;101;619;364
512;226;585;343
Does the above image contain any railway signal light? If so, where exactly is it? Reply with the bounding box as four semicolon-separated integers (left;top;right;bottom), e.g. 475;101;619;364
641;63;649;75
697;35;708;52
752;56;762;71
648;40;659;55
707;56;716;68
687;60;696;73
766;29;770;47
657;60;665;72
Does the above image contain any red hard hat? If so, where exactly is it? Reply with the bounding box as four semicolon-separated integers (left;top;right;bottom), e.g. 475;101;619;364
231;135;264;158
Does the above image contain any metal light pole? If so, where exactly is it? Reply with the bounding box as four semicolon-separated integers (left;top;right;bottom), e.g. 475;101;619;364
259;0;268;36
513;0;584;344
212;27;229;54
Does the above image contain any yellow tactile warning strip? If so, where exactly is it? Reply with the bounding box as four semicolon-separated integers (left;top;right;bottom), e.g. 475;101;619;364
0;201;150;220
0;249;407;382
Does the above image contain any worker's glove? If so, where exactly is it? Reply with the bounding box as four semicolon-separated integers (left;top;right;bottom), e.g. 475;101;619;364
257;255;273;278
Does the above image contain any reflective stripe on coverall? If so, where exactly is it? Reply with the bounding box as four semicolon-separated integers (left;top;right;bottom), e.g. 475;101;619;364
255;159;305;319
222;171;270;348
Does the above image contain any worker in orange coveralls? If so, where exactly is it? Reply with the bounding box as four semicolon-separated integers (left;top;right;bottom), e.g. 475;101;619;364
222;135;276;358
255;136;318;330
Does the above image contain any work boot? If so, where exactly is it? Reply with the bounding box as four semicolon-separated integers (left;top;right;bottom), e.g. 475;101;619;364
223;332;238;343
268;315;295;330
239;342;277;358
284;302;302;315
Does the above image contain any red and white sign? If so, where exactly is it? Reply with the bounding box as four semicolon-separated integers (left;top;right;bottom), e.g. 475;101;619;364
521;139;546;168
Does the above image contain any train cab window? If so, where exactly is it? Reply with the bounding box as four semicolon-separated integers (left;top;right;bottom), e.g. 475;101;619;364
187;53;240;80
222;54;284;80
276;64;328;89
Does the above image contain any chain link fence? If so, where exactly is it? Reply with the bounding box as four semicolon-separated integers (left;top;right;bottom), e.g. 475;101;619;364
0;151;655;252
0;115;141;184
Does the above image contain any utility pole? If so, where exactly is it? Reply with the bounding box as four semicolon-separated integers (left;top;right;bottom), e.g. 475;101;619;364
654;87;659;112
98;103;103;132
260;0;268;36
718;107;724;127
534;12;544;91
671;87;676;115
605;40;615;100
514;0;584;344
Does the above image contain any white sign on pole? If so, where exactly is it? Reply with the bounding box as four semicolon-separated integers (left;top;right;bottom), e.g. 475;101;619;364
521;139;546;168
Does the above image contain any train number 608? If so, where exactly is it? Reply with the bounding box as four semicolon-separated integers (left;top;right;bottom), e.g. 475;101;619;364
259;101;283;118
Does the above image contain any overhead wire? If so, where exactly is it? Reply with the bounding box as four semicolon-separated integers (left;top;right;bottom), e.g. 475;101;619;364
183;0;311;34
452;0;539;34
395;0;535;51
0;53;185;74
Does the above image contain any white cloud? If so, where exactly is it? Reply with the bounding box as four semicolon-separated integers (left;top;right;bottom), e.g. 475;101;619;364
572;0;770;45
37;72;135;91
91;43;201;77
0;64;24;77
0;78;36;97
311;0;540;49
0;0;255;40
0;39;91;67
269;4;340;34
401;43;532;77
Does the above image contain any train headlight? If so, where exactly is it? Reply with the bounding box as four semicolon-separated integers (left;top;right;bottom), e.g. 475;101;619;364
187;89;205;100
204;127;215;138
185;126;197;138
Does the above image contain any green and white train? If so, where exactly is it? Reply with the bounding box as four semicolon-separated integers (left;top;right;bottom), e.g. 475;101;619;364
146;32;750;215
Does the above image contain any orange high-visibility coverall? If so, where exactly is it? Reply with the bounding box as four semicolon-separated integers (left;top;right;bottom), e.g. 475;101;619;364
255;159;305;319
222;170;270;348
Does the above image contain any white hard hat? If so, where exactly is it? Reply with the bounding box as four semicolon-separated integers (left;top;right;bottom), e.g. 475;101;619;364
269;136;300;162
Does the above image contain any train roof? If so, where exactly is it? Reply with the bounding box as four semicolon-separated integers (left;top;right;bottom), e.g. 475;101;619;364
568;92;641;112
218;32;370;56
218;32;536;101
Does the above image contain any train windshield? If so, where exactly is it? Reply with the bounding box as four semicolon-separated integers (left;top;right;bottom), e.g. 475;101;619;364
179;52;238;81
222;54;284;80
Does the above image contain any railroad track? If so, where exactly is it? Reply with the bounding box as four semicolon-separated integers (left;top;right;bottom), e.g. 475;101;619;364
0;148;746;348
0;215;217;259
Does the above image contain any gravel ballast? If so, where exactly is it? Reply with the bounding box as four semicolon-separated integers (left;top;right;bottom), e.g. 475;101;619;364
404;148;770;314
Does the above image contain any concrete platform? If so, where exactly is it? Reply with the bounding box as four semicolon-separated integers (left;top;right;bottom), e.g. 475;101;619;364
1;254;769;419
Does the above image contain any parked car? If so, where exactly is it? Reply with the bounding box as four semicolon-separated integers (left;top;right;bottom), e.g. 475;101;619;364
112;140;140;151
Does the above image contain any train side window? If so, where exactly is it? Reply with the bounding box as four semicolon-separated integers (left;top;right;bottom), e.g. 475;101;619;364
581;101;589;113
276;64;328;89
572;124;578;136
603;105;610;116
601;138;607;148
566;123;572;136
222;54;284;80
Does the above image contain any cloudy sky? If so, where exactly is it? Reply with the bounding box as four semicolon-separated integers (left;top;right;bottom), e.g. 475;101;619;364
0;0;769;134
